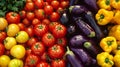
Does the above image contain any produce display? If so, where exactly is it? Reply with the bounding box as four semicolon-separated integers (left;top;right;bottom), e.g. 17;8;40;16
1;0;120;67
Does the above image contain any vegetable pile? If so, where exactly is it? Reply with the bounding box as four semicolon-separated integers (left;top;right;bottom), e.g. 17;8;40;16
1;0;120;67
96;0;120;67
0;0;69;67
63;0;104;67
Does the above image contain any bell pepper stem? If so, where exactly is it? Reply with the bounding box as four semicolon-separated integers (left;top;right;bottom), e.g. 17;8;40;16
106;0;110;5
105;58;113;65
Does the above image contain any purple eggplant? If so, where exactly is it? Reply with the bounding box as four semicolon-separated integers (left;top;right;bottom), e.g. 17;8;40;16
83;0;98;12
66;62;72;67
83;41;102;58
70;0;81;5
74;17;95;38
67;24;77;38
66;46;84;67
84;11;104;40
70;47;96;66
60;11;69;25
69;35;90;47
69;5;88;16
69;0;76;6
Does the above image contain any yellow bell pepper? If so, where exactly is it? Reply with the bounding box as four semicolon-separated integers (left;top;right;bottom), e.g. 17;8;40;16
116;50;120;55
109;25;120;41
100;36;117;53
96;52;114;67
95;9;114;25
111;0;120;10
97;0;111;10
112;41;120;54
113;50;120;67
112;10;120;24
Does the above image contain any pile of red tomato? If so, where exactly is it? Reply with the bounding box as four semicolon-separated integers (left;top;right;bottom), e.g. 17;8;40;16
0;0;69;67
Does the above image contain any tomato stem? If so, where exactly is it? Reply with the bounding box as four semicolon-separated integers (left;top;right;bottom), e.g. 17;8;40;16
57;26;62;30
12;13;17;17
47;34;53;39
35;44;39;49
58;39;62;44
38;25;43;29
30;59;35;64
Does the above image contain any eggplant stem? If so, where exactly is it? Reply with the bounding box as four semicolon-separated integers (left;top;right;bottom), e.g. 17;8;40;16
65;46;74;56
88;31;95;37
84;42;91;48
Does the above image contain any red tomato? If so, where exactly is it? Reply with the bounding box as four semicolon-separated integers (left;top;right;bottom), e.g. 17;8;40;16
34;23;48;37
24;65;29;67
51;59;66;67
36;61;50;67
42;18;50;25
17;23;25;31
0;31;7;42
34;0;44;9
46;0;52;4
22;18;31;26
56;37;67;47
31;42;45;56
19;10;26;19
51;0;60;10
26;12;35;21
48;44;65;59
24;2;35;11
60;1;69;9
25;54;40;67
34;9;45;20
44;2;49;6
50;12;60;22
25;27;34;37
40;52;50;62
27;37;38;47
26;0;33;3
42;32;55;47
44;5;53;15
6;12;20;24
26;48;32;56
57;7;64;14
52;24;67;38
48;22;59;31
32;18;41;26
0;43;5;56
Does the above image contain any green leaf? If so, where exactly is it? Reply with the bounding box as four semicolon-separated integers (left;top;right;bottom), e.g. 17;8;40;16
3;6;7;11
11;6;19;12
0;10;5;17
7;4;13;10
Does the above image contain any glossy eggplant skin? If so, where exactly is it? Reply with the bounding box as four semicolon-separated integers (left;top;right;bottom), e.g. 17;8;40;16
84;11;104;41
69;5;88;16
66;46;84;67
69;0;76;6
74;17;95;38
83;41;102;58
83;0;98;12
69;35;89;47
67;24;77;38
70;47;96;66
60;11;69;25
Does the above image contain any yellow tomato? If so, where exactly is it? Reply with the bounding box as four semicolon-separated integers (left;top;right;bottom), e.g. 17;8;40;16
7;24;20;37
0;55;10;67
8;59;23;67
10;45;26;59
0;18;8;30
16;31;29;43
4;37;17;50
